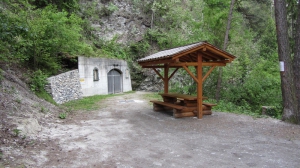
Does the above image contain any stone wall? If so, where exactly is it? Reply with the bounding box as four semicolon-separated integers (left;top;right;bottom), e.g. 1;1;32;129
46;70;82;104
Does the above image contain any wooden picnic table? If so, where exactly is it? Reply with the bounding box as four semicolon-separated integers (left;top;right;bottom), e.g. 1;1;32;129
159;93;200;100
150;93;215;118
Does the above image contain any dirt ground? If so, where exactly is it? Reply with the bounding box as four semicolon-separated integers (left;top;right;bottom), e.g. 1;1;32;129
2;91;300;168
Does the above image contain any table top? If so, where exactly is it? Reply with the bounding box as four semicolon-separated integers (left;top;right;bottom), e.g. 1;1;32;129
159;93;207;100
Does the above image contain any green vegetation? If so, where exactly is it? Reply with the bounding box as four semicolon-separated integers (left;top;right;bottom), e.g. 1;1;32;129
35;91;57;105
0;0;288;119
142;92;163;101
30;70;47;93
40;106;46;113
1;3;93;73
59;112;67;119
137;0;282;118
63;94;115;111
0;68;3;82
12;128;21;137
29;70;57;105
63;91;135;111
15;98;21;104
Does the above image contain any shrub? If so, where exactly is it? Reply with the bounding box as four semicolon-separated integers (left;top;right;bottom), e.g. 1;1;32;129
30;70;48;93
0;68;3;82
59;112;67;119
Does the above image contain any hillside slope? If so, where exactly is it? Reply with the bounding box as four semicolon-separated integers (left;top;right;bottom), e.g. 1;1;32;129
0;64;63;166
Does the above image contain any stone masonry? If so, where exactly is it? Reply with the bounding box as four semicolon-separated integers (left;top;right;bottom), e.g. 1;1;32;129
46;70;82;104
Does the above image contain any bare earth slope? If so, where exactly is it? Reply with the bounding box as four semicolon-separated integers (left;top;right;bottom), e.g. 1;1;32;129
1;69;300;167
0;67;62;167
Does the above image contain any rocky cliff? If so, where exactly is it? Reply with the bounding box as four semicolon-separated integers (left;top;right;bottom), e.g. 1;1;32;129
80;0;153;44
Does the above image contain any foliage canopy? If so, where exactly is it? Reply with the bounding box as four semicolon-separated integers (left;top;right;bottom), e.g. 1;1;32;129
0;0;284;118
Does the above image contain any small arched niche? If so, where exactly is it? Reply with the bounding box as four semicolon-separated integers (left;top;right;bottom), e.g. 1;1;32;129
93;68;99;81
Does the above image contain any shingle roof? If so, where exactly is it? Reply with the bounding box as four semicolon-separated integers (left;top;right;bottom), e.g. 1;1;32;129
137;41;205;62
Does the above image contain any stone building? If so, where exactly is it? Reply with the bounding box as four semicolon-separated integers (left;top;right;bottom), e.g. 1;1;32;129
78;56;132;97
46;57;132;104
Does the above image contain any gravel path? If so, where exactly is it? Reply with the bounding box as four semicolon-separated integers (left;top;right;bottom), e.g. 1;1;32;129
17;92;300;167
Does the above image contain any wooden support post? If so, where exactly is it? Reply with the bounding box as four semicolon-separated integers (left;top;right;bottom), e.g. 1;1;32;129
168;68;179;80
202;66;216;82
152;68;164;80
164;64;169;93
183;66;199;83
197;53;203;119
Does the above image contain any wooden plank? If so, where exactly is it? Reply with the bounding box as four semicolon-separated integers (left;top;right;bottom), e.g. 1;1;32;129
166;62;227;67
202;62;226;66
159;93;197;100
139;59;174;66
183;65;199;83
188;54;197;62
202;66;216;82
142;66;164;68
184;100;197;107
201;54;213;60
152;68;164;80
193;110;212;115
174;110;212;118
168;68;179;80
205;44;235;60
164;64;169;93
201;50;222;60
202;102;217;106
162;96;177;103
153;104;166;111
150;100;184;110
169;62;198;66
172;45;205;60
197;53;203;119
173;112;196;118
181;107;197;112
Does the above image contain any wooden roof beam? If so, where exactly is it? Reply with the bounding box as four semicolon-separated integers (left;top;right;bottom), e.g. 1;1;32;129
205;45;235;61
179;57;191;62
188;54;196;61
142;65;164;68
200;51;221;60
139;59;174;66
169;61;227;67
172;46;205;60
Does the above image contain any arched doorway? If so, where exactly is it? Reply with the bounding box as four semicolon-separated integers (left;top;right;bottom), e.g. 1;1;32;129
108;69;122;94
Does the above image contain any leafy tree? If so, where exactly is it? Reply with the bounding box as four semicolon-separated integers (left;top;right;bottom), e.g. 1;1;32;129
0;0;96;75
0;9;28;63
29;0;79;12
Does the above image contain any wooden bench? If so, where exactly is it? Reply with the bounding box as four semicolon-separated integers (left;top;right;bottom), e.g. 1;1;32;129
150;100;184;111
202;102;217;108
150;100;216;118
194;102;217;116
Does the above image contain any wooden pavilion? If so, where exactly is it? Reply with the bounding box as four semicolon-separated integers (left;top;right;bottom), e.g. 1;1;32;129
137;41;236;119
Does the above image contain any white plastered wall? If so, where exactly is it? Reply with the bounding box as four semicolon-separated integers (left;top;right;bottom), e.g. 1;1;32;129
78;56;132;97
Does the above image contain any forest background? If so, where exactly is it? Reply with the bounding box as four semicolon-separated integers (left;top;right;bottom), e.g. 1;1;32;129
0;0;298;122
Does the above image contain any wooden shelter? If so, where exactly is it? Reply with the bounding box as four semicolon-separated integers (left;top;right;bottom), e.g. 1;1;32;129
137;41;236;119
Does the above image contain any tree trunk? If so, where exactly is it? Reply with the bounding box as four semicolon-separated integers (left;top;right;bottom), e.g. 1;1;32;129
274;0;298;122
293;1;300;122
215;0;235;101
